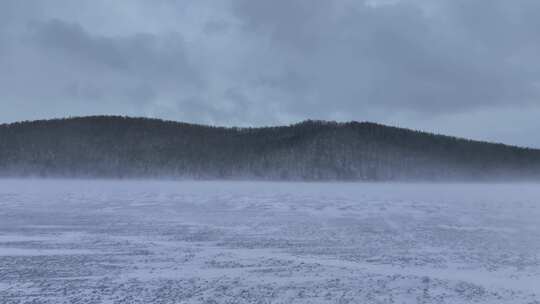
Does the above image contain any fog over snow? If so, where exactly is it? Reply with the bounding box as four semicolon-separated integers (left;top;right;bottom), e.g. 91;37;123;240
2;1;540;303
1;180;540;303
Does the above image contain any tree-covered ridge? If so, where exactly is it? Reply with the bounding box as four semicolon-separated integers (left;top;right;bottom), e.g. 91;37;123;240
1;116;539;180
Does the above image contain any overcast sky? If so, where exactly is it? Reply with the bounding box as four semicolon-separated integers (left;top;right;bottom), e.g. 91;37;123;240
1;0;540;147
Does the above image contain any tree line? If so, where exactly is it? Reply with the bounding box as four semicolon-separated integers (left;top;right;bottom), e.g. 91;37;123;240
1;116;539;181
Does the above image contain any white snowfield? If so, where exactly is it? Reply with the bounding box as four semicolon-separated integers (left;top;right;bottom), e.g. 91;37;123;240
0;180;539;303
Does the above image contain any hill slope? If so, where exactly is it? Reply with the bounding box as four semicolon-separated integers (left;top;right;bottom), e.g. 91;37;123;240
1;116;539;180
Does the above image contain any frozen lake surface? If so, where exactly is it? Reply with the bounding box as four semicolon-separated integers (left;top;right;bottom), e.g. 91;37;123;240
1;180;540;303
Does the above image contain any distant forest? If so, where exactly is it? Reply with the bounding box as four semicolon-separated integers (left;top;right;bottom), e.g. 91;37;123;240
1;116;539;181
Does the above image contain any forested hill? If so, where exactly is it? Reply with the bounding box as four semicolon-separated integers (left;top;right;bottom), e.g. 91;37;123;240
1;116;539;181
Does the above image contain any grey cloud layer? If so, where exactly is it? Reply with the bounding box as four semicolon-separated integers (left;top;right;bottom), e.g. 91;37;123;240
1;0;539;146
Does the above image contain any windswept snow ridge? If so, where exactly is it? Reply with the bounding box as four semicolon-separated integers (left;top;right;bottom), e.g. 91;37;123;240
0;180;539;303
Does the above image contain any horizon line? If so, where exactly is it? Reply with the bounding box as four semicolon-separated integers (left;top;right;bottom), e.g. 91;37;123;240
2;114;538;151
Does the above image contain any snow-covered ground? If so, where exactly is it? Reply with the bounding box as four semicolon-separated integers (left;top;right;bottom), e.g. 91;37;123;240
1;180;539;303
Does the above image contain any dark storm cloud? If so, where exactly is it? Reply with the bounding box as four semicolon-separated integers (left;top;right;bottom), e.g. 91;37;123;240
31;19;201;86
1;0;540;147
0;11;203;121
231;0;540;113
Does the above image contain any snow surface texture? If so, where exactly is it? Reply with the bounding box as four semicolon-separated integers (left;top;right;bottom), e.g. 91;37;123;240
0;180;539;303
